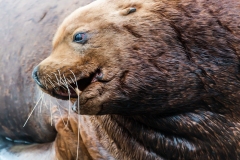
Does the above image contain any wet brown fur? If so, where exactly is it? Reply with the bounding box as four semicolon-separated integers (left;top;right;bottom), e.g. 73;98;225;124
36;0;240;159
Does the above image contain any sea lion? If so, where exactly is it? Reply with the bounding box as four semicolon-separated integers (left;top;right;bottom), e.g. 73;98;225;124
32;0;240;159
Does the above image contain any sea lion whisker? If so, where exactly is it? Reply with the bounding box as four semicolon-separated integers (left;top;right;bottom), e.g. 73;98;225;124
57;70;65;82
70;69;79;89
39;90;45;114
46;74;51;77
56;103;67;127
62;74;69;87
46;78;56;88
43;76;50;89
46;74;53;80
60;84;68;90
45;80;49;90
55;100;70;128
52;72;61;86
45;77;59;92
67;78;74;85
57;70;66;87
69;70;77;85
44;79;48;89
67;83;76;92
76;94;81;160
63;77;78;92
23;93;43;127
71;69;81;160
63;74;72;125
58;76;69;90
69;70;82;95
43;79;48;89
46;74;58;85
41;94;50;109
54;73;68;90
70;76;76;85
70;67;82;155
63;74;70;85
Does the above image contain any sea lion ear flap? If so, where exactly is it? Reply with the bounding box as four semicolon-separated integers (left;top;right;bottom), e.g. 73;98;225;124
120;7;137;16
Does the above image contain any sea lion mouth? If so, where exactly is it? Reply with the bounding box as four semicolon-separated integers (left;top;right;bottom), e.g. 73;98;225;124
52;68;103;100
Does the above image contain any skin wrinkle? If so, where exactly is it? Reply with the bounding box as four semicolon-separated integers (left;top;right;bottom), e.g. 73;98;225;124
32;0;240;159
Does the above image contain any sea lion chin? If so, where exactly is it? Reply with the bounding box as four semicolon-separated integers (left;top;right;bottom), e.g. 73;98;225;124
31;0;240;159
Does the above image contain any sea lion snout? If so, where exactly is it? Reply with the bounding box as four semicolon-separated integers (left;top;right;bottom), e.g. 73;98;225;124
32;66;45;89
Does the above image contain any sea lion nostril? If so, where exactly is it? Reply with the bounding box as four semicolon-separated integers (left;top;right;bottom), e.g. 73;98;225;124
32;66;45;89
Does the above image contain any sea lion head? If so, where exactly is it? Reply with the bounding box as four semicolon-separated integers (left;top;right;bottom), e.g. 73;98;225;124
33;0;240;117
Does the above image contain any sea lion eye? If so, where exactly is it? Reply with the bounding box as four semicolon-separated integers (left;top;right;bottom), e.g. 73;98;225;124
127;7;136;14
73;32;87;44
120;7;137;16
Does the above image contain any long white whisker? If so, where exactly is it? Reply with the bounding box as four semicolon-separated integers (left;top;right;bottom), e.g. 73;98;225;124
23;92;43;127
70;76;76;85
56;103;67;127
55;71;68;90
39;91;45;114
58;74;69;90
63;74;72;125
44;78;59;93
70;70;78;85
60;84;68;90
76;94;80;160
46;78;56;88
58;70;65;85
41;94;49;109
46;74;58;85
64;80;77;92
40;92;68;127
43;78;47;89
52;72;61;86
70;69;81;160
44;79;48;89
67;78;73;85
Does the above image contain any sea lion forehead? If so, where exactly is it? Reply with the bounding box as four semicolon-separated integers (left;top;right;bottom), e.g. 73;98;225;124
52;0;105;48
52;0;149;49
52;2;93;48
